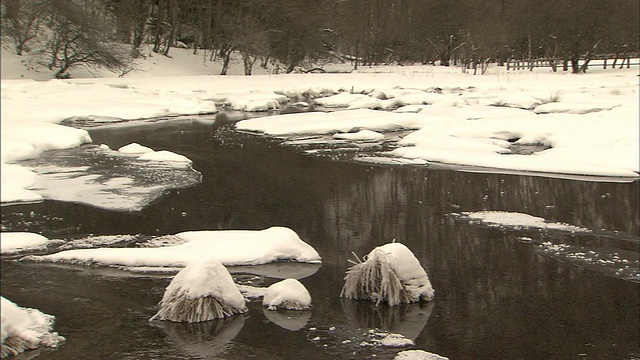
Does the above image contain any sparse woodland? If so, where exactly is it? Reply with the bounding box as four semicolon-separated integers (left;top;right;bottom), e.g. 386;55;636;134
1;0;638;78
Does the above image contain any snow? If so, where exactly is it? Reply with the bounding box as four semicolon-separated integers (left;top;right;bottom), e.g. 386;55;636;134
377;243;435;302
237;109;425;136
138;150;192;164
0;232;50;254
459;211;591;232
395;350;449;360
1;45;638;211
117;143;154;154
262;278;312;310
151;259;247;320
1;296;65;357
333;130;385;141
26;227;321;268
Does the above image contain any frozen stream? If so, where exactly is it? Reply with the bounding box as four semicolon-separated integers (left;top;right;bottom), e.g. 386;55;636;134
1;112;639;359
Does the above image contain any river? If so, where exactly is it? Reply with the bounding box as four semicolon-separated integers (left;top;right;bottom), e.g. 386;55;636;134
1;112;638;360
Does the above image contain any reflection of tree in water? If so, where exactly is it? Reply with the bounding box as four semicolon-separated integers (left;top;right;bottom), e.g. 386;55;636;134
150;316;246;359
322;166;638;264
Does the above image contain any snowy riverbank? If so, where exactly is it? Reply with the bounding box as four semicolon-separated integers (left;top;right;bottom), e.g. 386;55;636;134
2;53;639;207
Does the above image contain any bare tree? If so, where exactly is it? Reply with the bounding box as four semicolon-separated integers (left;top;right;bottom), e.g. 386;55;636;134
1;0;49;55
42;0;129;78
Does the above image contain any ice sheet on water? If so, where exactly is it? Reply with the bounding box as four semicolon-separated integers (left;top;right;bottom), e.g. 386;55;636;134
15;145;201;211
452;211;640;282
536;241;640;282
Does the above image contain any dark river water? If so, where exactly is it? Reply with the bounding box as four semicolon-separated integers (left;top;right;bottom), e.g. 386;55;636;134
1;112;639;360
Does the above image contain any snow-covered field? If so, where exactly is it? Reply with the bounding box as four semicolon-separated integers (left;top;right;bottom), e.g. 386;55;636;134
2;47;638;208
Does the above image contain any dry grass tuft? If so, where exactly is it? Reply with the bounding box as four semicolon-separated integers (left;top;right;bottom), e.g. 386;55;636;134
340;249;410;306
1;335;36;358
151;290;247;323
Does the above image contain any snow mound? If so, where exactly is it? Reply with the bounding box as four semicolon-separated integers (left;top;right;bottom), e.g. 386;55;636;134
262;278;312;311
26;226;321;268
0;163;41;203
150;259;247;322
1;121;92;163
0;232;50;254
395;349;449;360
118;143;154;154
118;143;191;164
1;297;65;358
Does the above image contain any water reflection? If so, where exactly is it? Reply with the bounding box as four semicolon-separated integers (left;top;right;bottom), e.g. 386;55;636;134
262;308;311;331
341;300;434;341
150;316;246;359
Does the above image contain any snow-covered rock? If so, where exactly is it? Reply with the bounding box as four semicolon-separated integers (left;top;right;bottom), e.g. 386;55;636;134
262;278;312;311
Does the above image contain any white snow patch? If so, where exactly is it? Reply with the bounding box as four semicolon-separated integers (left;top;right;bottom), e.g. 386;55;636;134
0;232;49;254
118;143;154;154
138;150;192;164
460;211;590;232
262;278;312;311
395;349;449;360
333;130;385;141
236;109;424;136
1;297;65;357
27;227;321;268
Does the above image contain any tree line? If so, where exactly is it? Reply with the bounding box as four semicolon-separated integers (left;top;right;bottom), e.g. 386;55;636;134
2;0;638;78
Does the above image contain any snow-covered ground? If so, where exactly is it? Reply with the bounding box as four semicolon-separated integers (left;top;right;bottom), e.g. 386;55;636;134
2;47;638;210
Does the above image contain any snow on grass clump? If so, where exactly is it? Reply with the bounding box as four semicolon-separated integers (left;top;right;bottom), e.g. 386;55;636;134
26;227;321;269
0;232;50;254
150;259;247;322
1;297;65;358
341;242;434;306
262;278;311;311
